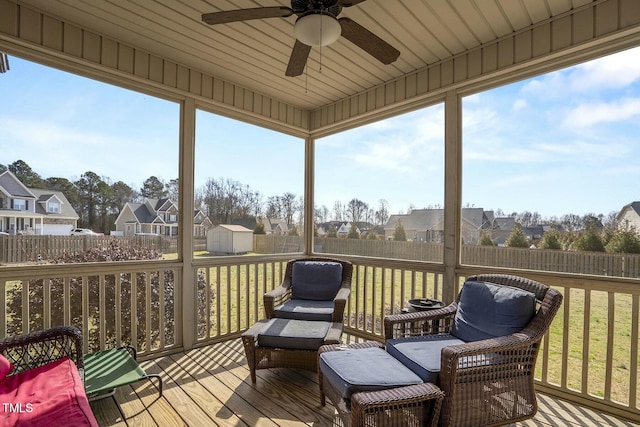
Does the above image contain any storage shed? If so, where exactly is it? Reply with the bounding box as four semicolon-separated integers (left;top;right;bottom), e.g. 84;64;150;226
207;224;253;254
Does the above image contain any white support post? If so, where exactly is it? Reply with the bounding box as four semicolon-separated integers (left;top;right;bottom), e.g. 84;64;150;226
180;98;196;350
304;135;315;255
443;91;462;304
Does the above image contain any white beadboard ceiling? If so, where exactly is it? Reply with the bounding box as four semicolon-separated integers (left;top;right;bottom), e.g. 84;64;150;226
18;0;594;111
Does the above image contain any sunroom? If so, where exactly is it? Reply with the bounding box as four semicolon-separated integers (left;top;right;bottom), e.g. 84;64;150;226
1;0;640;425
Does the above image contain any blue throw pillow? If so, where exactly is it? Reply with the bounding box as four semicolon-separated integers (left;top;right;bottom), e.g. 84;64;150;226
291;261;343;300
451;280;536;342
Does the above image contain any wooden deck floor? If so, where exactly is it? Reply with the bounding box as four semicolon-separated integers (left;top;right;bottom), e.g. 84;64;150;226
89;338;640;427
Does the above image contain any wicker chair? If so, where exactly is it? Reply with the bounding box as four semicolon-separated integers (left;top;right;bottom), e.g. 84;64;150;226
264;257;353;323
0;325;84;378
384;274;563;427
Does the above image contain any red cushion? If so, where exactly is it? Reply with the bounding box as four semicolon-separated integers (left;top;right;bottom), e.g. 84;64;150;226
0;357;98;426
0;354;12;380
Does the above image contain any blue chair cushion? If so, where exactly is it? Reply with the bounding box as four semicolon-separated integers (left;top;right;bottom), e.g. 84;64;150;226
451;280;536;342
274;299;335;322
291;261;343;301
319;346;423;399
257;318;330;350
386;335;466;383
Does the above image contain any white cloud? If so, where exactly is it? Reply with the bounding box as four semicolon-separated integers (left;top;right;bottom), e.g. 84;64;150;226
562;97;640;128
520;46;640;98
569;47;640;92
512;99;528;111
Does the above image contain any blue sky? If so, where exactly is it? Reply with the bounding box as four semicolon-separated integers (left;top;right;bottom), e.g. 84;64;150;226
1;46;639;219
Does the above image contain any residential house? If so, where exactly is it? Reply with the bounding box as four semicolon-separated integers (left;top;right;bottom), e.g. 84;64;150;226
0;171;78;235
384;208;512;245
114;198;212;236
618;202;640;231
316;221;375;238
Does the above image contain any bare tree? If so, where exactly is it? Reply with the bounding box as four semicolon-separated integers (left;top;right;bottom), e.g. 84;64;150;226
375;199;389;226
347;198;369;223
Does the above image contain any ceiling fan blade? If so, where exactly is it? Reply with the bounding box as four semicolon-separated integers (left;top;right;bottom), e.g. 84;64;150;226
286;40;312;77
202;7;293;25
340;0;368;7
338;18;400;65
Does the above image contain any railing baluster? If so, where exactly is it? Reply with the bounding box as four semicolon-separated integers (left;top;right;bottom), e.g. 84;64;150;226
43;278;51;330
130;273;137;352
582;290;591;394
159;269;166;349
99;275;106;350
630;294;639;409
21;280;29;334
115;273;122;348
604;291;615;400
82;275;89;353
145;271;152;353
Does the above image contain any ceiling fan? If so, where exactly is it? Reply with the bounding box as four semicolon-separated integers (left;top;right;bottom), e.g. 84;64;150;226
201;0;400;77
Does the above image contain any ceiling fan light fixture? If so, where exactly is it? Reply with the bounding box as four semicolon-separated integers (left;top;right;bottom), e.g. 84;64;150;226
294;13;341;47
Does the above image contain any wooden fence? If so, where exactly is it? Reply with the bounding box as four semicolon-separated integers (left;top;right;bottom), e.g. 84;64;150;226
0;235;207;263
253;235;640;278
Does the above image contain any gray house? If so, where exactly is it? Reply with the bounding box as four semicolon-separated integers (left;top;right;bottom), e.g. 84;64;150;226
384;208;512;245
114;198;212;236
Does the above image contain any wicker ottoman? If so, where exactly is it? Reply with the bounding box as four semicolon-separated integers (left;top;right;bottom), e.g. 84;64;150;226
242;318;343;383
318;341;443;427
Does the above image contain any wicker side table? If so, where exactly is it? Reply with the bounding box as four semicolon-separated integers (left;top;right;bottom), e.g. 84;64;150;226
242;318;343;383
318;341;444;427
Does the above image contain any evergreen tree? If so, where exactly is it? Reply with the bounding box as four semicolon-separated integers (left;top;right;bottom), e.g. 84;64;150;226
327;224;338;238
478;232;494;246
9;160;45;188
75;171;107;230
140;176;167;199
254;218;266;234
539;226;562;250
393;220;407;241
348;223;360;239
571;229;605;252
606;228;640;254
505;224;529;248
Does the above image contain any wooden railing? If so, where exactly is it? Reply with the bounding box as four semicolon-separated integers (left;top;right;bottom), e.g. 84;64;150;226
0;261;183;357
255;235;640;278
1;255;639;422
0;235;207;263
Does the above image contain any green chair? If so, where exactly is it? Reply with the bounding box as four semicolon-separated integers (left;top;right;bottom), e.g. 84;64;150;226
84;346;162;402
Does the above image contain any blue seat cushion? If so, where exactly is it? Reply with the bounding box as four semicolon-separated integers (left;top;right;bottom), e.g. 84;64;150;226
451;281;536;342
386;335;466;383
274;299;335;322
291;261;343;301
319;346;423;400
257;318;330;350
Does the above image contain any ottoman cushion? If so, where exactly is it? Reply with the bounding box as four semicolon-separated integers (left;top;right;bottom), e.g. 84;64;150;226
257;318;330;350
319;346;423;399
